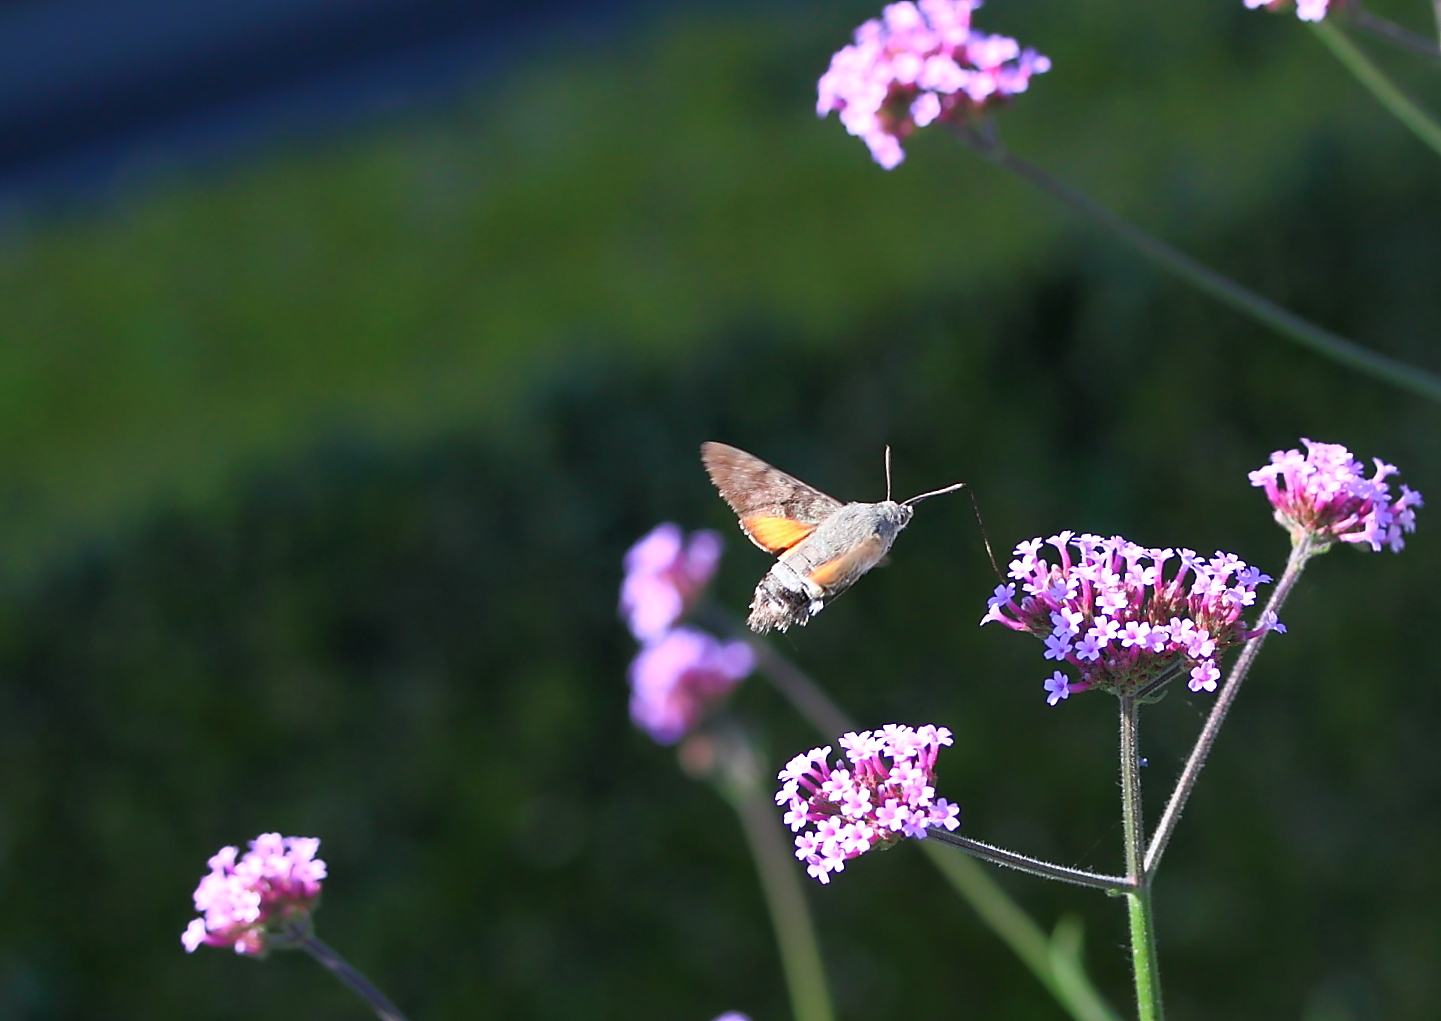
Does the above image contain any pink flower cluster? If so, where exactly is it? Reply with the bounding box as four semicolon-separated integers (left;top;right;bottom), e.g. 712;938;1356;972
630;626;755;744
817;0;1051;169
622;524;753;744
1250;439;1422;553
776;724;960;884
181;833;326;955
621;523;724;641
983;533;1283;703
1244;0;1330;22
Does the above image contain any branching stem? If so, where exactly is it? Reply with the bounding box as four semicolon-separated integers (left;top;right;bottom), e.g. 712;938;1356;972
1120;698;1163;1021
1144;534;1317;875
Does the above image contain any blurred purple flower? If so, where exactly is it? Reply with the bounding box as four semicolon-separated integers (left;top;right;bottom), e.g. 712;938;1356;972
817;0;1051;169
983;533;1282;701
182;833;326;955
620;523;724;642
1250;439;1422;553
629;627;754;744
777;724;960;884
1244;0;1330;22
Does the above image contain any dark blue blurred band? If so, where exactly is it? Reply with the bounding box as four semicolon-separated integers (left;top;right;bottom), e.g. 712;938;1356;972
0;0;665;199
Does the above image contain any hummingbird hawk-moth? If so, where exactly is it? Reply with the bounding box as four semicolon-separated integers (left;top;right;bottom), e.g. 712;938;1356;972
701;441;965;634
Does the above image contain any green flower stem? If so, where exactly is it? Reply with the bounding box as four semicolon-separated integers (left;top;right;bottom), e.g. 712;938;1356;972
1313;20;1441;158
297;933;410;1021
953;128;1441;405
1340;4;1441;63
701;607;1122;1021
920;844;1122;1021
1120;698;1164;1021
711;736;836;1021
1144;533;1317;875
743;634;854;740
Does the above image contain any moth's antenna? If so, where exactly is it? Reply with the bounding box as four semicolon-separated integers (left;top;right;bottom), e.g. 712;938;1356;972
902;482;1003;581
967;488;1003;583
884;446;893;503
902;482;965;506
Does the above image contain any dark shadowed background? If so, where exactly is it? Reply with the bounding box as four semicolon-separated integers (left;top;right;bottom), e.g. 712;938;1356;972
0;0;1438;1019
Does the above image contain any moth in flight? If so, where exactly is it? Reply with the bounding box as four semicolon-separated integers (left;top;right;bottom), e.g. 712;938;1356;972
701;441;964;633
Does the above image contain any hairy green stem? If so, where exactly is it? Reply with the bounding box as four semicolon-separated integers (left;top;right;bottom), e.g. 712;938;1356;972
1313;20;1441;158
297;933;410;1021
952;129;1441;405
1145;533;1317;875
1120;699;1163;1021
712;734;836;1021
926;829;1134;893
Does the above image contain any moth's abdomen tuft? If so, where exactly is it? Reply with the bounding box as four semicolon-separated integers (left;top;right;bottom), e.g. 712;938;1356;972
747;575;816;634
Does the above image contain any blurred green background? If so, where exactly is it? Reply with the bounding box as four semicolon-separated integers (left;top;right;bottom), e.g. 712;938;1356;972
1;0;1439;1018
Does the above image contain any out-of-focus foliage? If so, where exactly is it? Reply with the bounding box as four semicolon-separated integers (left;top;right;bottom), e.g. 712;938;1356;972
0;1;1438;1020
0;0;1435;572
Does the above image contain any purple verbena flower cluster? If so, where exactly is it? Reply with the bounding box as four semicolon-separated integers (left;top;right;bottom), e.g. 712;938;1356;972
630;627;755;744
622;524;754;744
1250;439;1422;553
181;833;326;955
621;523;724;641
776;724;960;884
1244;0;1329;22
817;0;1051;169
983;533;1283;703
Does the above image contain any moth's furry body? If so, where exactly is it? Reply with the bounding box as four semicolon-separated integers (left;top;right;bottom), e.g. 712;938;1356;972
747;501;912;632
702;442;959;634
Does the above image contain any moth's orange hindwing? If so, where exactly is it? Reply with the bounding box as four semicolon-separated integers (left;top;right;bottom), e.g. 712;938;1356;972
806;535;886;588
741;515;818;553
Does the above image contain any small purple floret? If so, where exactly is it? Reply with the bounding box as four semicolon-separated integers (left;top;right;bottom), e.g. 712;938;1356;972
181;834;326;955
1044;670;1071;705
776;724;959;884
1249;439;1422;553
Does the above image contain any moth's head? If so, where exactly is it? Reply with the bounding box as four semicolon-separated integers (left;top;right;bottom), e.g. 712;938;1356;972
876;500;914;533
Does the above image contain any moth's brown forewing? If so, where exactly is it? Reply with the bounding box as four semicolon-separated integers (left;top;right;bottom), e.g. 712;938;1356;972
701;442;843;553
701;442;911;634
